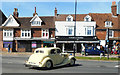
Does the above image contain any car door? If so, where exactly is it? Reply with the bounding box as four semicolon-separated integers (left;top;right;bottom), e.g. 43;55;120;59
55;49;64;65
49;49;58;65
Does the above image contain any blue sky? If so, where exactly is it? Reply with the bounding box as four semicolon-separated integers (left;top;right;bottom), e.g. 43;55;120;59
1;2;119;17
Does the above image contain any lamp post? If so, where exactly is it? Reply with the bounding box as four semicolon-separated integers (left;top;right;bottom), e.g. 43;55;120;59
106;28;109;59
73;0;77;57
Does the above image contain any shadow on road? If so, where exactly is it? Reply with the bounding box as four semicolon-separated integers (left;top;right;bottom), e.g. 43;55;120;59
30;64;82;71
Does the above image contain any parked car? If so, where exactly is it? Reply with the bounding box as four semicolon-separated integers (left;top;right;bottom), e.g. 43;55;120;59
24;47;76;69
85;46;104;56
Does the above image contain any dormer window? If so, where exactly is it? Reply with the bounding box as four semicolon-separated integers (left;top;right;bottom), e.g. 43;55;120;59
105;21;112;27
66;15;73;21
31;21;41;25
30;14;42;26
84;15;91;22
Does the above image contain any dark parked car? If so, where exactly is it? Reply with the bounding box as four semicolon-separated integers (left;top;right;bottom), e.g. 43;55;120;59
85;46;104;56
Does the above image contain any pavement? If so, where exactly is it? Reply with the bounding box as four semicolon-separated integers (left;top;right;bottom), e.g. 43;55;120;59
0;52;119;58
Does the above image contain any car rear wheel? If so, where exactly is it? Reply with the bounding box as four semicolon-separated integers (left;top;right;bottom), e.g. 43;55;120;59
45;61;52;69
69;58;75;66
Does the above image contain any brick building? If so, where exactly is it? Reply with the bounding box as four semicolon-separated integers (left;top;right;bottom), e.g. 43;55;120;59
95;1;120;47
0;7;55;52
54;1;120;52
0;10;7;51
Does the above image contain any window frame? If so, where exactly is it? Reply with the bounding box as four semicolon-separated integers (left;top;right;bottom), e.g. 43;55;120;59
3;29;13;37
42;29;49;38
21;29;31;38
109;30;114;38
66;15;73;21
105;21;112;27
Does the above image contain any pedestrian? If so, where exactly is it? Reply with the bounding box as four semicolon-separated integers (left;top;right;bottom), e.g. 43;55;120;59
97;44;100;50
8;44;10;52
81;44;85;56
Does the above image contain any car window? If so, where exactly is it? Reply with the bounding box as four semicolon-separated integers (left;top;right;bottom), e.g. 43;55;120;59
57;49;61;54
36;51;39;53
35;50;44;53
40;50;44;53
51;49;56;54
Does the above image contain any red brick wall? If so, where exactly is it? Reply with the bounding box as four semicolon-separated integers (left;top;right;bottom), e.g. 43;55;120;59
14;29;21;37
17;48;25;52
32;28;41;37
96;31;106;40
0;29;3;50
49;29;55;38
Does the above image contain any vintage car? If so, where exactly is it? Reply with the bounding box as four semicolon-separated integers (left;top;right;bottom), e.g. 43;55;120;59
25;47;76;69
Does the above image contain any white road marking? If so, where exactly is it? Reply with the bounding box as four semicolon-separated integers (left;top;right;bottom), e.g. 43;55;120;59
115;65;120;68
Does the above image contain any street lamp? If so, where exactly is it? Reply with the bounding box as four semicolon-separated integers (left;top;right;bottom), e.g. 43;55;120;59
105;28;109;59
73;0;77;57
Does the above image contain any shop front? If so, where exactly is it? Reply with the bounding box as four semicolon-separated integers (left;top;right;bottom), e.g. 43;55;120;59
55;36;99;53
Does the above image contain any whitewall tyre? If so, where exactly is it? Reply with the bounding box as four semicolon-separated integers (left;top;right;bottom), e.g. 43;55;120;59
45;61;52;69
70;59;75;66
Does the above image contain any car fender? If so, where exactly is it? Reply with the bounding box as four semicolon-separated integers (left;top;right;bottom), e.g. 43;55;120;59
68;56;76;61
41;57;54;67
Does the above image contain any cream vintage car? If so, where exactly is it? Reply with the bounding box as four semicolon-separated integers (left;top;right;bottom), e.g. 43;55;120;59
25;47;76;69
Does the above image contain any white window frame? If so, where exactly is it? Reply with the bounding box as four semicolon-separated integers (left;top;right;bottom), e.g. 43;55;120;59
42;29;49;38
85;26;94;36
105;21;112;27
3;29;13;37
21;29;31;38
66;15;73;21
31;21;41;26
109;30;114;38
84;15;91;22
66;26;74;36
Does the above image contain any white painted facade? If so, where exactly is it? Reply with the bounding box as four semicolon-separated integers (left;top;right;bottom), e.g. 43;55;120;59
3;29;14;41
55;21;96;36
2;15;19;27
2;15;19;41
30;15;42;26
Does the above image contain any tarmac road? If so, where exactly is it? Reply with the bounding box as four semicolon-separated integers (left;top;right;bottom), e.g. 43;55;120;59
1;54;119;73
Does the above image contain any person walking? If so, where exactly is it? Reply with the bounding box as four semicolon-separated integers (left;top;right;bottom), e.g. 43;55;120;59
8;44;10;52
81;44;85;56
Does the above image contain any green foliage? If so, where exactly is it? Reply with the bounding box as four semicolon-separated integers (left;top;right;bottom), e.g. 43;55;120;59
75;56;120;61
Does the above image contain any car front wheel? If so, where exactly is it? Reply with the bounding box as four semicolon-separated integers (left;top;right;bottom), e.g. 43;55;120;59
69;59;75;66
45;61;52;69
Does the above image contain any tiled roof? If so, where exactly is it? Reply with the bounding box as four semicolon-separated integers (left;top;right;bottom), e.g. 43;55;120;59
17;16;55;29
55;13;119;29
0;10;7;26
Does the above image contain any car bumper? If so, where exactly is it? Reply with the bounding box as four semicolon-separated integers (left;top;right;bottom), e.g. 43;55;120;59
24;63;40;68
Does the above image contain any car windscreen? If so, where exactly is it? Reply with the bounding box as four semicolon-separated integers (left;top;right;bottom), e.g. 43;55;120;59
36;50;44;53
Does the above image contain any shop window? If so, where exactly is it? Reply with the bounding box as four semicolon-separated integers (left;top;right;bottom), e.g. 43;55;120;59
32;41;37;48
18;42;25;48
42;29;49;38
3;42;12;48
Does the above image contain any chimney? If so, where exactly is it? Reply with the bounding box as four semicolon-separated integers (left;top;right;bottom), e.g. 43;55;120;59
55;7;57;17
111;1;117;16
13;8;19;18
33;7;38;16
